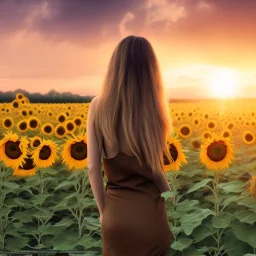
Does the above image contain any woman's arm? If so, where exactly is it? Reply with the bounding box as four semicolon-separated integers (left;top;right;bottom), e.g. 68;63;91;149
87;97;105;215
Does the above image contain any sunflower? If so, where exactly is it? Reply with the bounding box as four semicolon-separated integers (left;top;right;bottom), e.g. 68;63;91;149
42;123;55;136
11;100;20;109
47;111;53;117
12;154;37;177
0;131;29;169
206;120;217;130
55;124;67;138
163;135;187;172
3;106;11;113
192;118;201;126
188;111;193;117
73;117;83;127
192;139;201;149
178;124;192;138
201;130;213;141
61;132;88;171
56;113;67;123
65;120;76;133
226;122;235;130
16;93;24;100
242;130;255;144
30;139;59;168
17;120;28;132
30;136;42;147
200;132;234;171
2;117;14;130
23;98;30;104
222;129;231;138
19;109;28;117
28;117;40;130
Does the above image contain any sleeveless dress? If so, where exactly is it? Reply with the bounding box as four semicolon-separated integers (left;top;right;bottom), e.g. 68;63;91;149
101;137;174;256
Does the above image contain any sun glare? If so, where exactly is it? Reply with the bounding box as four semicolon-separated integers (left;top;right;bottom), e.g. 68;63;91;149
207;69;240;98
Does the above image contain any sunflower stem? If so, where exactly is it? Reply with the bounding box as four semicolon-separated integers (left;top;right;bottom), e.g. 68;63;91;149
212;171;222;256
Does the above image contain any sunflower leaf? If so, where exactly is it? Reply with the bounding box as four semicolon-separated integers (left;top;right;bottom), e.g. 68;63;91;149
186;178;212;194
212;211;234;228
171;238;194;251
218;181;246;193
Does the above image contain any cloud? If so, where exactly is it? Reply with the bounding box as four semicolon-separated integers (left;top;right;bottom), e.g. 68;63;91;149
197;0;214;10
0;0;141;47
119;12;135;38
145;0;187;31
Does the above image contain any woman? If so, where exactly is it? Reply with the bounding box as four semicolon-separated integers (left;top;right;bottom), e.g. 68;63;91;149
87;35;174;256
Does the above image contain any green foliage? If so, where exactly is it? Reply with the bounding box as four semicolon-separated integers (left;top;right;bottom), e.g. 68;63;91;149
0;154;256;256
0;165;101;255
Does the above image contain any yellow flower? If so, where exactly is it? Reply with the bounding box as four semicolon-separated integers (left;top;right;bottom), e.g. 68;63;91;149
0;131;29;169
200;132;234;171
61;132;88;171
163;135;187;172
30;139;59;168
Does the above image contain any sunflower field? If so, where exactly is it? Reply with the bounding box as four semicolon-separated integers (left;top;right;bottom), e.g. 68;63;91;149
0;93;256;256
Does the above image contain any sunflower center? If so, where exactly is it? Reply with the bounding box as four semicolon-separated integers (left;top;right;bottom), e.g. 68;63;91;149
33;139;41;147
29;119;38;128
5;141;22;159
44;125;53;134
71;142;87;160
245;133;253;142
4;119;12;128
19;121;27;130
56;126;65;136
164;144;178;164
58;115;65;122
207;141;227;162
74;118;82;126
39;145;51;160
19;154;36;170
67;122;75;131
181;127;190;136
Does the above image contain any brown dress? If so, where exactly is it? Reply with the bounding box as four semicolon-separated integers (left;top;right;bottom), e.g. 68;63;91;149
101;137;174;256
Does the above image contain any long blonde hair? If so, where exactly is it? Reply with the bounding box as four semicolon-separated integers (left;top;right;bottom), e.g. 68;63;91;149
94;35;174;178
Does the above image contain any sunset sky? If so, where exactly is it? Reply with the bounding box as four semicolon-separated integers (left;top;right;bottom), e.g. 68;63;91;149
0;0;256;98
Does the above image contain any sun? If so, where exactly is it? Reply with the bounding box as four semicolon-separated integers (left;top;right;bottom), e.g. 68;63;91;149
207;69;240;98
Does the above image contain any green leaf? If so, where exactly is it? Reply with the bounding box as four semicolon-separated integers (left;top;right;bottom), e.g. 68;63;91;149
237;196;256;209
218;181;245;193
5;236;30;250
21;178;42;190
192;224;214;243
186;179;212;194
175;200;199;214
221;195;242;209
54;217;74;227
161;190;176;201
234;209;256;224
181;208;213;235
53;180;76;191
30;194;53;205
212;212;234;229
0;206;11;217
171;238;194;251
12;210;34;222
231;219;256;248
13;197;31;207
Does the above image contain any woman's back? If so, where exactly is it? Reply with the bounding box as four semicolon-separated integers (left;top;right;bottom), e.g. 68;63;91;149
101;132;174;256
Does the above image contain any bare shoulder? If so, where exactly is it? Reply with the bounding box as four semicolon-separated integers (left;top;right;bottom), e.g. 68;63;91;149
90;96;100;108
